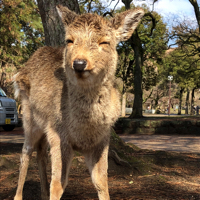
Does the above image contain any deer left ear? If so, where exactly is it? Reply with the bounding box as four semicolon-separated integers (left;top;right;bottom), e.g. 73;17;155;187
56;5;77;25
112;8;145;43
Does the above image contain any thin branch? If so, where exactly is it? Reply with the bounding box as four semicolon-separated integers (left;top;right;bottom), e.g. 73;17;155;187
113;0;120;11
105;0;115;8
103;11;113;17
144;12;156;36
143;88;153;103
87;0;93;13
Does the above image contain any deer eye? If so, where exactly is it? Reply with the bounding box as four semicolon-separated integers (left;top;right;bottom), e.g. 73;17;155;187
66;39;73;45
99;41;110;46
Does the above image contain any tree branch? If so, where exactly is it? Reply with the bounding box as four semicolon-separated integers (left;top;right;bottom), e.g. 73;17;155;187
144;12;156;36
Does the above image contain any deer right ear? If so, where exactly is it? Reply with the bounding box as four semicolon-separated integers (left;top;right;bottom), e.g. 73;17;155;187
112;8;145;43
56;5;77;25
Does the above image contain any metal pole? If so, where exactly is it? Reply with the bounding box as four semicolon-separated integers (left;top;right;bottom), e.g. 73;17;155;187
168;80;171;116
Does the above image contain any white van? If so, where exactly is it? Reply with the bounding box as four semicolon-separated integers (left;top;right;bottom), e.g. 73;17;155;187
0;87;18;131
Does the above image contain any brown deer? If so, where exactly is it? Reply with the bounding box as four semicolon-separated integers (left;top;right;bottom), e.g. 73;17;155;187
13;5;144;200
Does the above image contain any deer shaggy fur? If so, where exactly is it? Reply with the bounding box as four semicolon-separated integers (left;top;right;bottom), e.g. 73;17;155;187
13;5;144;200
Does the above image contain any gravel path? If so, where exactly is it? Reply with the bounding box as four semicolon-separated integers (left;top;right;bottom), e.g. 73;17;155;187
120;134;200;153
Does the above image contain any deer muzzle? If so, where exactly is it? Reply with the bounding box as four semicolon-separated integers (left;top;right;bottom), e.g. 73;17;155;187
73;59;87;72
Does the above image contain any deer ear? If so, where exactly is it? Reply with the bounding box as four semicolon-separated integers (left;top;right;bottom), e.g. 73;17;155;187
56;5;77;25
112;8;145;43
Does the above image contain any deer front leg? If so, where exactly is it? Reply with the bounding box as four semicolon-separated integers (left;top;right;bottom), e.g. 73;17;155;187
49;144;74;200
49;144;64;200
84;140;110;200
47;128;73;200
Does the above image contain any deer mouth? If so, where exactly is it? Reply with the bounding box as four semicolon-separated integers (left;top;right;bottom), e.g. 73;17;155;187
74;70;91;79
72;59;92;79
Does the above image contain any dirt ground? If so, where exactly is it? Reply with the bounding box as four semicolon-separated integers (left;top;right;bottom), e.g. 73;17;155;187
0;126;200;200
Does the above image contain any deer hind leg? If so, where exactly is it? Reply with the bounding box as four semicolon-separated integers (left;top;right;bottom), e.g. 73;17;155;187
14;124;44;200
47;127;74;200
84;140;110;200
36;136;49;200
14;142;34;200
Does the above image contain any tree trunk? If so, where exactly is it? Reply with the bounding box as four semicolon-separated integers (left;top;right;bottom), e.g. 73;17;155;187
178;87;184;115
185;89;190;115
0;72;6;88
190;88;195;115
121;92;127;117
189;0;200;32
154;98;159;108
129;31;143;118
121;0;143;118
122;0;132;10
37;0;80;47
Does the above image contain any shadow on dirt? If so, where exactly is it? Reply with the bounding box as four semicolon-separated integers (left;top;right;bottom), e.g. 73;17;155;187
0;143;23;155
1;177;200;200
0;181;41;200
1;131;200;200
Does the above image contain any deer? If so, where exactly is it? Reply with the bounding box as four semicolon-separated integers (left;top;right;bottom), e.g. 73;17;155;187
13;5;144;200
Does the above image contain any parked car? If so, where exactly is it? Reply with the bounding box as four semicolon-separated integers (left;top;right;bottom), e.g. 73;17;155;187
125;107;132;115
0;87;18;131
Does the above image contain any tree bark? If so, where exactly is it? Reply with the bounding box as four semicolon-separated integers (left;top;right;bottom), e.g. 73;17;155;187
37;0;80;47
0;72;6;88
121;92;127;117
190;87;195;115
129;31;143;118
121;0;143;118
122;0;132;10
178;87;184;115
185;89;190;115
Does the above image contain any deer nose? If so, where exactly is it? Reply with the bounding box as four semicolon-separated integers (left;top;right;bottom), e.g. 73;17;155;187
73;59;87;72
